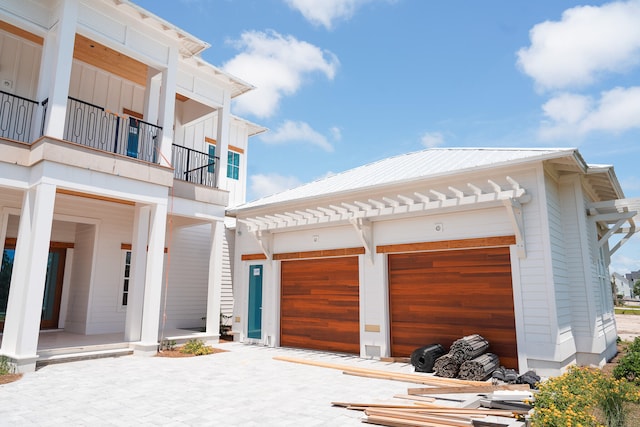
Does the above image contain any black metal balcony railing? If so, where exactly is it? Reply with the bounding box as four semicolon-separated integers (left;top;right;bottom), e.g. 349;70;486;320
172;144;219;187
64;97;162;163
0;90;38;143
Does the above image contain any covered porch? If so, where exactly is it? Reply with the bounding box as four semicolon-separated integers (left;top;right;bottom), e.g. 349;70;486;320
0;328;213;368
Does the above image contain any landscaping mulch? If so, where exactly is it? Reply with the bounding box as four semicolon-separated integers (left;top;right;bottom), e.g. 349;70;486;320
0;373;22;385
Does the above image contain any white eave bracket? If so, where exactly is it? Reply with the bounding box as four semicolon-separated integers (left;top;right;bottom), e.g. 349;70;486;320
503;198;526;259
350;216;374;263
250;229;272;261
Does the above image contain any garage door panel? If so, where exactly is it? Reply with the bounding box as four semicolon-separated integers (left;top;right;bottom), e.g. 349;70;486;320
280;257;360;354
389;246;518;369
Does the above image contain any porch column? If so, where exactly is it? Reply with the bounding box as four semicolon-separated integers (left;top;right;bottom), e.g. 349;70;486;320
135;202;167;354
0;183;56;372
124;204;151;342
214;92;231;189
156;47;178;167
204;220;224;340
37;0;78;140
143;70;161;126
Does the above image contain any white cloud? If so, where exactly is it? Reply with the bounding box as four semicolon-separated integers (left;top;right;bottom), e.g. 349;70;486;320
421;131;444;148
330;126;342;141
284;0;373;29
249;173;302;199
260;120;335;152
517;1;640;90
540;86;640;139
223;30;339;118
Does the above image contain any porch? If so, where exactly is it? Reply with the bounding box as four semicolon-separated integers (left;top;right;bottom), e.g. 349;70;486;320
0;328;216;368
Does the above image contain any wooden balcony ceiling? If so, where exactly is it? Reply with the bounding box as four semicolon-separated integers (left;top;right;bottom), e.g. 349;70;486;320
74;34;148;87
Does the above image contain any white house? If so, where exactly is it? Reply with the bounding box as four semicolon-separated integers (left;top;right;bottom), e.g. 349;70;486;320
612;272;633;300
229;147;640;376
0;0;263;372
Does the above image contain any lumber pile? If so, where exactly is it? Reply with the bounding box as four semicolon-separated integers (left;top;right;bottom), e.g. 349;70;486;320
274;355;530;426
459;353;500;381
433;334;501;381
450;334;490;363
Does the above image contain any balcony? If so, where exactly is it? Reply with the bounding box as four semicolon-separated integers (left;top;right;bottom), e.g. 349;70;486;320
0;91;219;188
0;90;39;143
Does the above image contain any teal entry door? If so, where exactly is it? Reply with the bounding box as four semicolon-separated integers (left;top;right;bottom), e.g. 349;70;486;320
247;265;263;339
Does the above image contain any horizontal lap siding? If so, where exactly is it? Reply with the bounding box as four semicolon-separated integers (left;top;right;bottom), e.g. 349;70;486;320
280;257;360;354
389;247;518;369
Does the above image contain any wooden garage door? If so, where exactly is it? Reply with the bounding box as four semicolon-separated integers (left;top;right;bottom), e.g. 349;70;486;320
280;257;360;354
388;246;518;369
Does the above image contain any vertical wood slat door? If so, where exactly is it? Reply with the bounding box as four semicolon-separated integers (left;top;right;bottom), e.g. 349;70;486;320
280;256;360;354
388;246;518;369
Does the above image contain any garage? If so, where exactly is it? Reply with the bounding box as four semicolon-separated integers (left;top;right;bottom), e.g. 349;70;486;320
280;256;360;354
388;246;518;368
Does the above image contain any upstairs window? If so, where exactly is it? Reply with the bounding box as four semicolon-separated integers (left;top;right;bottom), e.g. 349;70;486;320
227;151;240;180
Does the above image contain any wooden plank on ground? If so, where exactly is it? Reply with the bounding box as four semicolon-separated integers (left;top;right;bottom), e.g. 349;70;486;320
407;383;530;395
273;356;488;386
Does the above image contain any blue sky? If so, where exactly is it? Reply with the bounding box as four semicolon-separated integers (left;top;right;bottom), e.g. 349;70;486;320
134;0;640;275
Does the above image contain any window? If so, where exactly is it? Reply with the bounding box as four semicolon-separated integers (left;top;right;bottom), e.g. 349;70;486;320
227;151;240;180
208;144;216;173
120;250;131;308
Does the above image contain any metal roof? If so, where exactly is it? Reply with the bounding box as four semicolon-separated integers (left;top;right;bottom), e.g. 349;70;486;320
232;147;587;212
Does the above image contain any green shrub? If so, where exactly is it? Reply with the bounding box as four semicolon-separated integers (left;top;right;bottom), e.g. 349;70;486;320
0;356;13;375
613;337;640;384
180;339;213;356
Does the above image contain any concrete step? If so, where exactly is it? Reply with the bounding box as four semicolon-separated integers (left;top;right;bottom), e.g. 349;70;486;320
38;342;130;357
37;345;133;368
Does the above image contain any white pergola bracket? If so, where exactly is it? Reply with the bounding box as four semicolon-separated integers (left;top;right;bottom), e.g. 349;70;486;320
250;229;272;260
350;216;374;263
503;198;526;259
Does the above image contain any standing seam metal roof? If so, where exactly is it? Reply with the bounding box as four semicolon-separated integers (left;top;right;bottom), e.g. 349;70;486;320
233;147;582;211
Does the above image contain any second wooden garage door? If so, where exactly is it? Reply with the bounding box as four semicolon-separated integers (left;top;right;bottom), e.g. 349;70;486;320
388;246;518;369
280;257;360;354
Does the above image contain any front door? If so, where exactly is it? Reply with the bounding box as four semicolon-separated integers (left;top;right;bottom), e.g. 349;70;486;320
0;244;67;331
247;265;263;339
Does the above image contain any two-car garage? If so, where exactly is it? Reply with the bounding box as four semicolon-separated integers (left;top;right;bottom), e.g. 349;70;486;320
277;242;518;369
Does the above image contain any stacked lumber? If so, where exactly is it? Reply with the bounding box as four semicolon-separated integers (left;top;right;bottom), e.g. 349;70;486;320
449;335;489;363
433;354;460;378
274;355;528;426
458;353;500;381
434;334;501;381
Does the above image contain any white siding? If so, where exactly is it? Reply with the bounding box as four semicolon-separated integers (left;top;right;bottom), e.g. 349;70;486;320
0;30;41;99
161;224;209;330
545;174;572;339
68;60;145;117
64;223;95;334
221;227;235;317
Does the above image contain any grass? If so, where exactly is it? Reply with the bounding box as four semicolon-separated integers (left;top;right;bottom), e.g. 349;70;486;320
615;308;640;315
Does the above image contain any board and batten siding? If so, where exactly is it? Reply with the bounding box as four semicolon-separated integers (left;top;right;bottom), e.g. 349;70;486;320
0;29;41;100
69;60;145;117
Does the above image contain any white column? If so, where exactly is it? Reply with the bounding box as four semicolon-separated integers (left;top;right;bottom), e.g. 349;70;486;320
0;209;8;259
137;202;167;351
143;70;161;125
38;0;78;140
124;204;151;342
156;47;178;167
205;220;224;340
214;91;231;189
0;183;56;372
